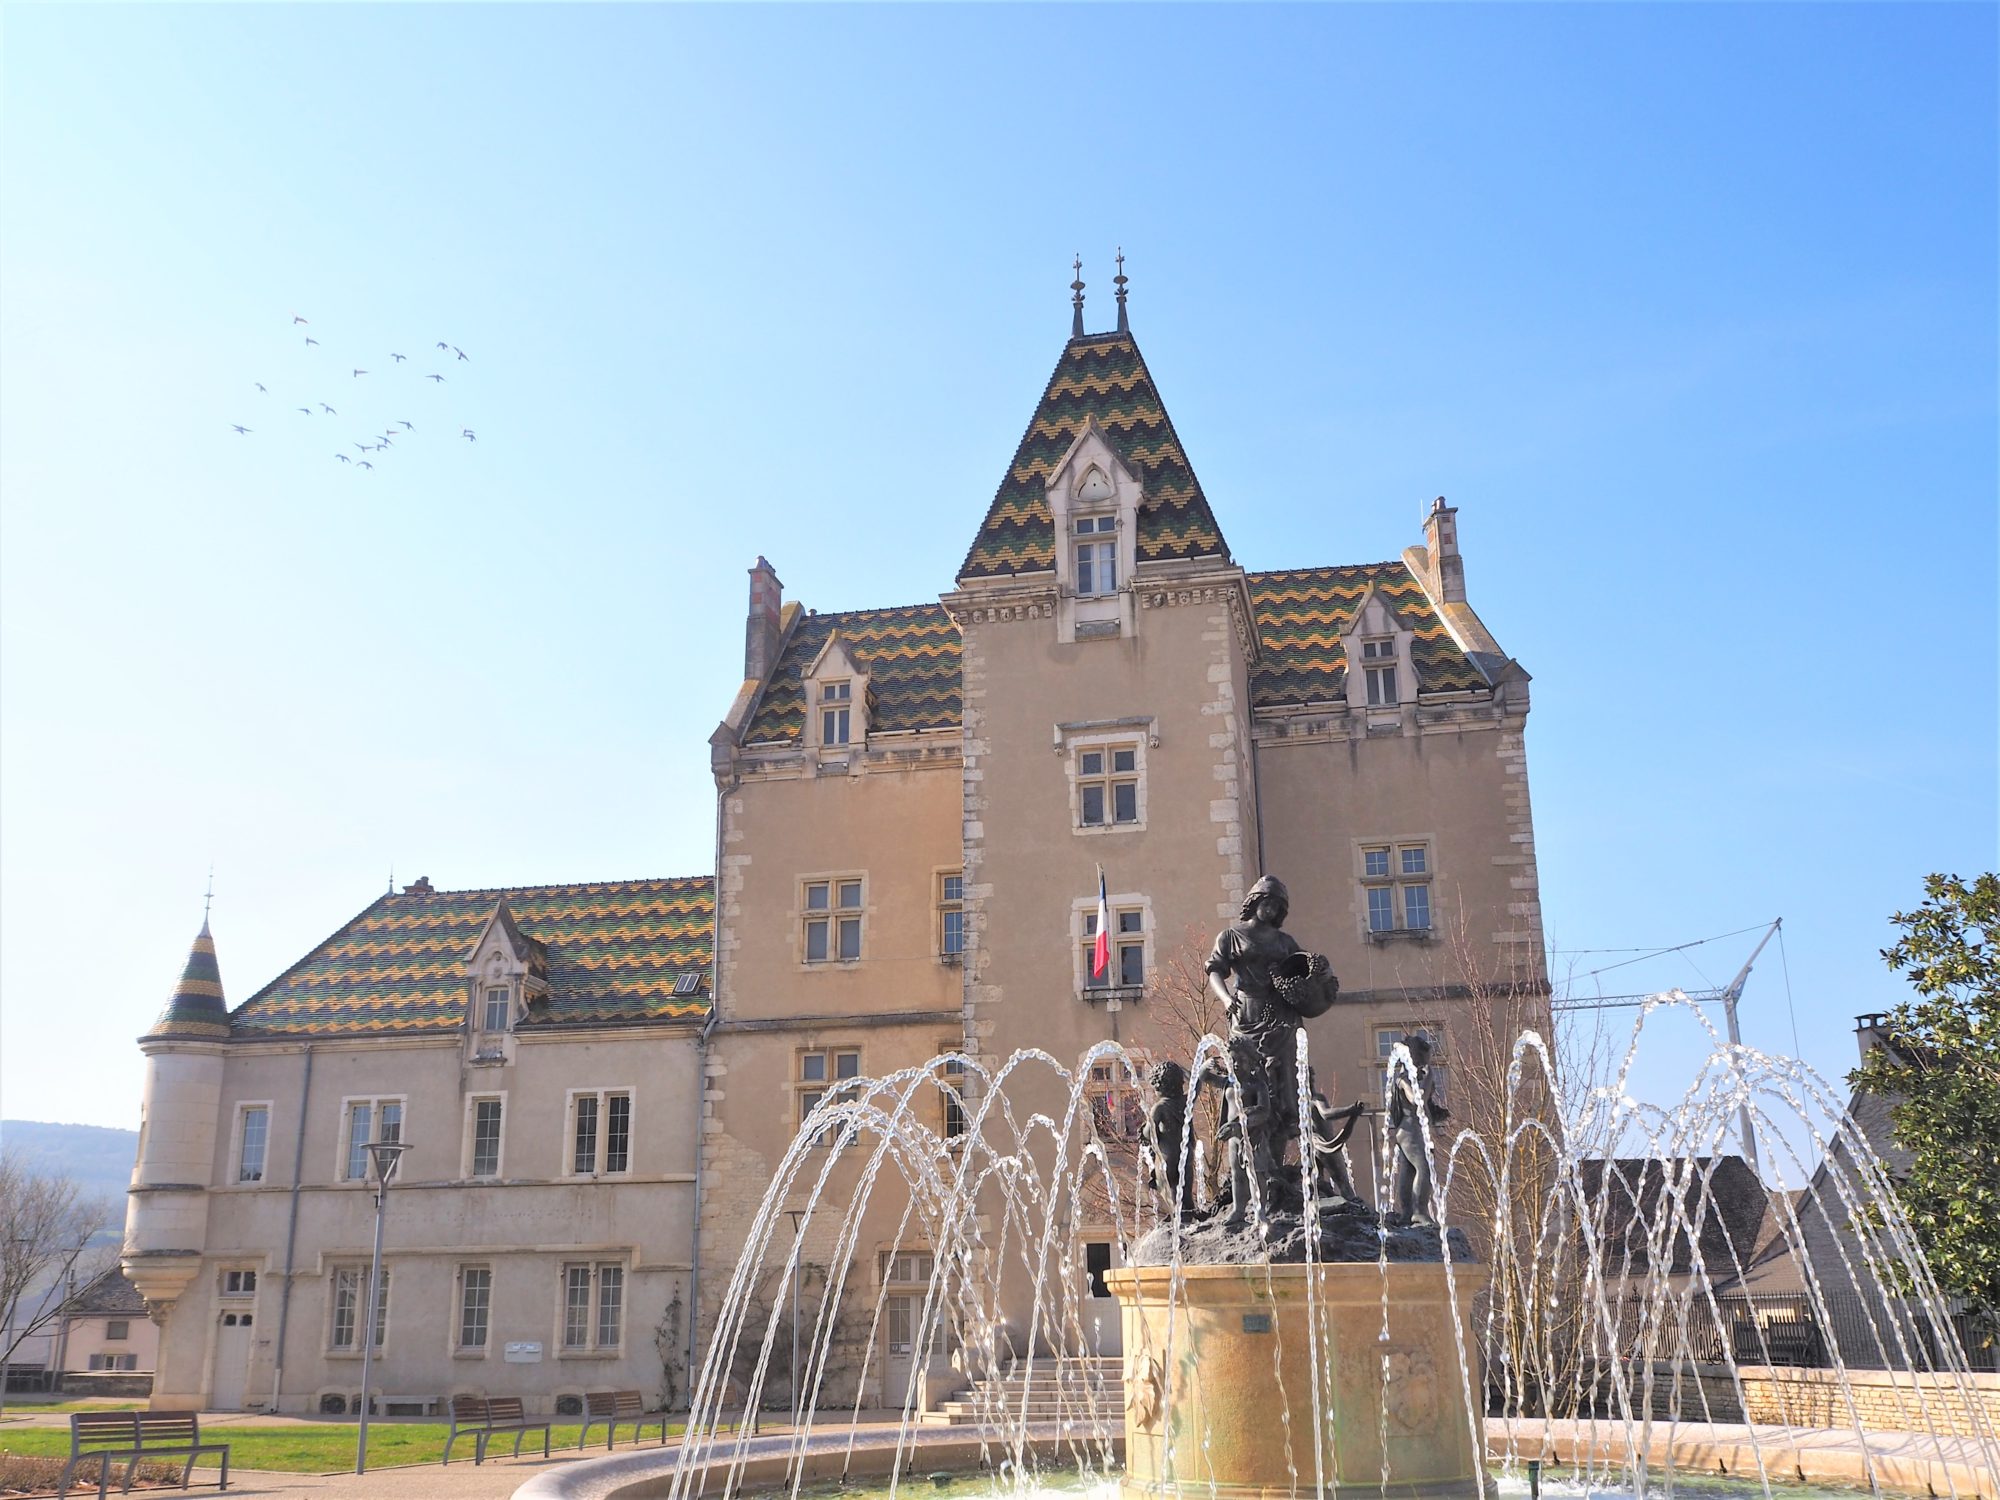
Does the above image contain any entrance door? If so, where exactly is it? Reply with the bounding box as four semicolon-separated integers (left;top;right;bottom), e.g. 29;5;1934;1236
882;1295;918;1406
211;1312;253;1410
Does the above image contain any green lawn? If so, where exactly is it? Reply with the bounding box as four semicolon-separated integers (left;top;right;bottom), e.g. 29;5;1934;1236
0;1420;686;1472
0;1400;146;1414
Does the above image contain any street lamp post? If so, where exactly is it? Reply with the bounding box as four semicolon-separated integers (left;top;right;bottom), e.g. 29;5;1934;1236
354;1138;408;1476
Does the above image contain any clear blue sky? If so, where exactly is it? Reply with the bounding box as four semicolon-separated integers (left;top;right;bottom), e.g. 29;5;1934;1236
3;5;1993;1157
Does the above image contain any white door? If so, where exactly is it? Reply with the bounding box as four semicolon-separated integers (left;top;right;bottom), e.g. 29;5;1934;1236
211;1312;253;1410
882;1295;917;1406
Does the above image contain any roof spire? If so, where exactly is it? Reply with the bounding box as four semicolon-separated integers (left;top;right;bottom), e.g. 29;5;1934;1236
201;864;214;936
1113;247;1129;334
1070;254;1086;338
144;915;231;1040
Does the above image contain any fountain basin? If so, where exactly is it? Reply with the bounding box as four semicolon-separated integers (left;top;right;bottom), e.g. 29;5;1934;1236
1108;1260;1488;1500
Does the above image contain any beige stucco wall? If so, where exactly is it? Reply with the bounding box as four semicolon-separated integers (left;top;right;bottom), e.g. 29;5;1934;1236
146;1026;701;1414
63;1314;158;1373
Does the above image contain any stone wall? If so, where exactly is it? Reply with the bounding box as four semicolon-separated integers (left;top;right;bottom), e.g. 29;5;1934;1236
1623;1362;2000;1439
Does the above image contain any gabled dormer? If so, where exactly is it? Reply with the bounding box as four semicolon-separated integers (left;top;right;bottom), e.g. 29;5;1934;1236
805;631;869;756
463;902;548;1064
1340;582;1418;720
1045;417;1142;642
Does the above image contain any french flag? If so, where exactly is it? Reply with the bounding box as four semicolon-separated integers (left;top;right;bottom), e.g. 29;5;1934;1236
1092;866;1110;979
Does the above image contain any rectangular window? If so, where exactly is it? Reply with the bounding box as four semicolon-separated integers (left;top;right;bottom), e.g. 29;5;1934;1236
938;1049;967;1139
1084;907;1146;990
458;1267;491;1350
1400;846;1427;876
1077;745;1140;828
483;986;511;1032
1074;515;1117;596
1086;1060;1145;1141
1375;1026;1449;1106
1362;638;1399;707
105;1320;129;1341
939;872;966;957
880;1249;936;1285
798;1048;861;1142
1362;842;1434;936
342;1098;403;1182
222;1269;257;1297
237;1105;269;1183
470;1098;504;1178
331;1266;388;1350
571;1091;633;1175
820;681;851;746
1368;886;1396;933
561;1263;623;1351
803;878;864;964
1402;882;1431;931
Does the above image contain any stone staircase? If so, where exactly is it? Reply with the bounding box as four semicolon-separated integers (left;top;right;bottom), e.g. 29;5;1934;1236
921;1355;1125;1427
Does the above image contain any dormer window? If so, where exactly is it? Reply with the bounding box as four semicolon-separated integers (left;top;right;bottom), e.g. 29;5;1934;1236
1075;515;1118;597
1360;637;1399;706
820;681;852;745
481;985;511;1033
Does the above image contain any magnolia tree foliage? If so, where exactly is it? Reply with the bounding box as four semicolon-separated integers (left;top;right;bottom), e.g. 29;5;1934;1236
1854;873;2000;1330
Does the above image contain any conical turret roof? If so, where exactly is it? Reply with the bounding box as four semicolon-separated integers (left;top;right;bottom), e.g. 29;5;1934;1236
145;918;231;1039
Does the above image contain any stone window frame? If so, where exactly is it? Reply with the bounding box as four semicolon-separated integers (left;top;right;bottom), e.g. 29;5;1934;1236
557;1260;625;1356
935;1042;968;1141
799;873;867;967
937;870;966;962
1084;1049;1150;1144
334;1095;406;1184
219;1267;259;1299
564;1087;636;1178
232;1099;273;1185
479;981;513;1035
1056;719;1157;838
796;1045;863;1146
461;1091;507;1181
1069;890;1154;1004
326;1262;388;1356
455;1264;493;1356
1356;836;1436;942
1358;635;1401;707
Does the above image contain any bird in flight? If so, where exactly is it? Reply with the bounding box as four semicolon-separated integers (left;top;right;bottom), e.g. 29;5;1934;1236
453;346;467;361
230;424;251;434
352;368;368;378
426;373;445;382
305;337;319;346
320;403;336;415
357;442;374;452
377;437;394;449
358;460;374;470
335;453;351;463
397;420;413;430
390;352;406;363
436;341;448;351
254;382;267;393
462;429;476;442
293;314;308;325
297;407;312;415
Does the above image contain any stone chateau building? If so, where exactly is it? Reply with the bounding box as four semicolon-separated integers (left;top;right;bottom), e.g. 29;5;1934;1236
124;285;1549;1414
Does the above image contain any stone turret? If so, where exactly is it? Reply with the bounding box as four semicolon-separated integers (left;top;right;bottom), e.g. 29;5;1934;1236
123;920;228;1324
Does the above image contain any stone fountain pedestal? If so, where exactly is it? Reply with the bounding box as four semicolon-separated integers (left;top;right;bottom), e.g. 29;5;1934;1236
1106;1256;1488;1500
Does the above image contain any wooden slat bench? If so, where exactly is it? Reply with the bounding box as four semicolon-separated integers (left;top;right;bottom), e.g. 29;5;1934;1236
59;1410;230;1498
441;1394;554;1465
579;1389;671;1450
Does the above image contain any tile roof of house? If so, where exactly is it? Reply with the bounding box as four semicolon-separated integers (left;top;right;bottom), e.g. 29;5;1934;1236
227;877;713;1036
144;920;231;1040
1577;1155;1774;1277
958;332;1229;582
68;1267;148;1317
1247;563;1488;708
742;602;961;745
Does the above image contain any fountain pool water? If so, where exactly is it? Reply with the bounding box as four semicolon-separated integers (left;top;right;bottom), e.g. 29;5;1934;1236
521;999;1998;1500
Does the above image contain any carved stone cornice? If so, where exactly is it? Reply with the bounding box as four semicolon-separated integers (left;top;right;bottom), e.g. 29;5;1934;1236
1136;572;1260;660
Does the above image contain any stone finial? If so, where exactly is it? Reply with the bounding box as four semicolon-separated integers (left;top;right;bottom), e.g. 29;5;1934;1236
1071;255;1086;338
1114;247;1129;334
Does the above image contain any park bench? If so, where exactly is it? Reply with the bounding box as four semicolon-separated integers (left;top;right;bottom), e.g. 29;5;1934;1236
59;1410;230;1498
441;1393;554;1465
579;1389;671;1450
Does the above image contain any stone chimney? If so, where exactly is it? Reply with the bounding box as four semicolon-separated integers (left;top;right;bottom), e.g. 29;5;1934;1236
403;875;434;895
745;556;784;683
1424;497;1465;604
1854;1012;1893;1061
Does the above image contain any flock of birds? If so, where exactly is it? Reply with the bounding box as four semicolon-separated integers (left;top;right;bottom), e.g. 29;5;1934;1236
228;314;480;468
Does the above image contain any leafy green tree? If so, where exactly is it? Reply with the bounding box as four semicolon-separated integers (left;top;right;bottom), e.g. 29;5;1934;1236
1854;873;2000;1332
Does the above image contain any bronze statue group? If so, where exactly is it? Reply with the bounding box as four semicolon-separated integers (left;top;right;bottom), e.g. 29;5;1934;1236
1139;876;1449;1238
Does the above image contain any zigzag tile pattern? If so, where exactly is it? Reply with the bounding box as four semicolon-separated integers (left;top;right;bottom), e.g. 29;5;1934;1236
228;877;713;1035
743;602;961;744
958;333;1229;581
1249;564;1487;708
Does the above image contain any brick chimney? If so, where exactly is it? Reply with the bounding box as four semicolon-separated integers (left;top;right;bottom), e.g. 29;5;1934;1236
744;557;783;683
1424;497;1465;604
403;876;434;895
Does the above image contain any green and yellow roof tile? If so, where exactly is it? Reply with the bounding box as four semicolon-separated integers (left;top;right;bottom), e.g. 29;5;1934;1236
1248;564;1487;708
145;919;232;1039
958;333;1230;582
224;877;713;1036
743;602;960;745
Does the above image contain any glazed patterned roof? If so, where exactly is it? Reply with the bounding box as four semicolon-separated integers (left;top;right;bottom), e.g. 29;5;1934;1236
743;603;961;745
228;877;713;1036
958;333;1229;582
1248;564;1488;709
146;920;230;1039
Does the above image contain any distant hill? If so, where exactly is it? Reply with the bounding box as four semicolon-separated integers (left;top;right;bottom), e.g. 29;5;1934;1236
2;1120;139;1219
